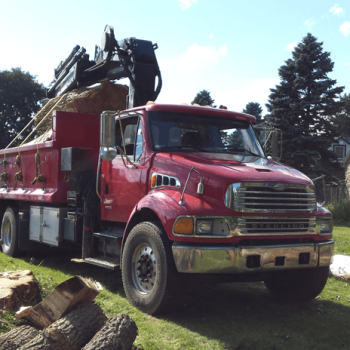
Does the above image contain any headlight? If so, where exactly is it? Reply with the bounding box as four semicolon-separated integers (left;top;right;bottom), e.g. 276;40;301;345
320;218;333;234
196;219;213;235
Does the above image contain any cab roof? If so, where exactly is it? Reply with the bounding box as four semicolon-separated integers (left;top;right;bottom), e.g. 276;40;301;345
124;103;256;122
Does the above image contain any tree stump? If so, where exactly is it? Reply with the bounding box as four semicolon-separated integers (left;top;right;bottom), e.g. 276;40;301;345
19;275;100;329
82;314;138;350
0;325;41;350
18;302;107;350
0;270;40;311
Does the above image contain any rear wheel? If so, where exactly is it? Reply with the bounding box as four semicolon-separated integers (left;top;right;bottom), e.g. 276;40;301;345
264;266;330;302
1;207;21;257
122;222;177;314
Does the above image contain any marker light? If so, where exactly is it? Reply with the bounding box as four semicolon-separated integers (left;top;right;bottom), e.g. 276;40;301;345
151;173;157;188
173;217;194;235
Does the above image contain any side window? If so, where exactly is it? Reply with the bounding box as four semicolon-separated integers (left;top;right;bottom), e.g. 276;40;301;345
115;116;138;156
134;120;143;162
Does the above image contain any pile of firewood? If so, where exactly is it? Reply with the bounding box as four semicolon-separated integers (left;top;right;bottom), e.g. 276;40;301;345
0;274;139;350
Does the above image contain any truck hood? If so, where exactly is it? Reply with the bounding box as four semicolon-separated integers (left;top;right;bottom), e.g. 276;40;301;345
155;152;313;185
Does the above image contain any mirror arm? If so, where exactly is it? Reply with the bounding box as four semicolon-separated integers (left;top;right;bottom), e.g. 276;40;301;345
117;146;137;169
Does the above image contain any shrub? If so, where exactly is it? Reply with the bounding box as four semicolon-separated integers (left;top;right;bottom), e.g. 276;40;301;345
326;196;350;227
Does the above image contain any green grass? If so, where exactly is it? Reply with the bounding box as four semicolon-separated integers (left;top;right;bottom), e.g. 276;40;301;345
0;227;350;349
333;226;350;255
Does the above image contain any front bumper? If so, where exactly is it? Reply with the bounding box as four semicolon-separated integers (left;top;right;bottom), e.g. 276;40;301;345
172;241;334;273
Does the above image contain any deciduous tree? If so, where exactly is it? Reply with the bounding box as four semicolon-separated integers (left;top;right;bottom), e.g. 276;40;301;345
0;68;46;149
332;93;350;136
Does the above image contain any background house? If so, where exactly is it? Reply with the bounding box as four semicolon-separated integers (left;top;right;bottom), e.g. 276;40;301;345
330;136;350;163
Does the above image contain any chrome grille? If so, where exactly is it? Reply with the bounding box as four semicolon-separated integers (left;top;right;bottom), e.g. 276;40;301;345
225;183;316;214
237;216;316;235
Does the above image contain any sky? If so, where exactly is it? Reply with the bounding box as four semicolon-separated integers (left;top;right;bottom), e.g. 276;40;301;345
0;0;349;114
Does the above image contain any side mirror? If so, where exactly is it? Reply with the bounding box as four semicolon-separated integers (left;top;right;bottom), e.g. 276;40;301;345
100;111;116;147
100;111;117;161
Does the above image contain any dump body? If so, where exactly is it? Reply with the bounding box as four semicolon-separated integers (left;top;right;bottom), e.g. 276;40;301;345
0;111;100;203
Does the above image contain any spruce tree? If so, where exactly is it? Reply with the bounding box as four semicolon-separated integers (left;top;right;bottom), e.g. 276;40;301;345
266;33;344;178
192;90;216;107
243;102;263;123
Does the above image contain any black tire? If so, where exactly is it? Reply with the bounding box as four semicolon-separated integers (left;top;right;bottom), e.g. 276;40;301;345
121;222;177;315
1;207;21;257
264;266;330;302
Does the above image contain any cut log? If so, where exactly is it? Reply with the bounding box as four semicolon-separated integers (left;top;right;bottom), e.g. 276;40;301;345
18;302;107;350
0;270;40;311
0;325;41;350
19;275;99;329
82;314;138;350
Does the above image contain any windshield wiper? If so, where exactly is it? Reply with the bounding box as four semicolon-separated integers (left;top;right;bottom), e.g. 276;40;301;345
219;147;263;158
156;145;208;152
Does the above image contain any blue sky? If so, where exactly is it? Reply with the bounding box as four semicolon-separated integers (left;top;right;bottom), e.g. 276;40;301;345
0;0;349;114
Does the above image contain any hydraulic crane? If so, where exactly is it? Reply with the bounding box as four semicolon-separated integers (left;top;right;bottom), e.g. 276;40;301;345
47;25;162;109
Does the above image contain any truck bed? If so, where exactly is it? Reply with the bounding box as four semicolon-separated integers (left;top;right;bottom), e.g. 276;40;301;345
0;111;100;203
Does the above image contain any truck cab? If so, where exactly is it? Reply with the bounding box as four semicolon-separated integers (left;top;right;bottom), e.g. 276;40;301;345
98;103;333;313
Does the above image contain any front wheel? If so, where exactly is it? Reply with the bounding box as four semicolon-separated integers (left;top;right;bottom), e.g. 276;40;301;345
264;266;330;302
122;222;177;314
1;207;21;257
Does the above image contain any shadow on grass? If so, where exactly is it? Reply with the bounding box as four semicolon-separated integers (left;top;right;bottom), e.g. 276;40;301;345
22;249;350;350
163;281;350;350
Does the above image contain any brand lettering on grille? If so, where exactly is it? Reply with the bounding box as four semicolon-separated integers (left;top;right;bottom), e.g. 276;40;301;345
250;223;308;229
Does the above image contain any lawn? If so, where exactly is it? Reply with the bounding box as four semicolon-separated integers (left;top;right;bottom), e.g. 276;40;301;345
1;226;349;350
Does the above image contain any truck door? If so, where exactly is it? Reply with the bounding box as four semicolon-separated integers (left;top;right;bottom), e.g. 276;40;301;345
101;115;145;222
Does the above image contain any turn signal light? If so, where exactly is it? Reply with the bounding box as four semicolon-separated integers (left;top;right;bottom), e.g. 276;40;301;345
173;217;194;235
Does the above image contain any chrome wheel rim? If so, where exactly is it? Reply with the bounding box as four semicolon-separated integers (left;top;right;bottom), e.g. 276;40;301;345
131;244;157;294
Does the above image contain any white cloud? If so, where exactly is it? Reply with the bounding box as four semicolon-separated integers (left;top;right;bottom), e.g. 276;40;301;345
285;41;297;52
330;4;344;16
218;78;280;114
161;43;227;73
304;19;315;27
177;0;197;10
209;33;214;38
345;62;350;66
340;22;350;36
0;37;55;86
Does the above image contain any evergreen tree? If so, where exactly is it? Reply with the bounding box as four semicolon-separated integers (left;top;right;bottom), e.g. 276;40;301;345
332;93;350;136
192;90;216;107
0;68;46;149
243;102;263;123
266;33;344;178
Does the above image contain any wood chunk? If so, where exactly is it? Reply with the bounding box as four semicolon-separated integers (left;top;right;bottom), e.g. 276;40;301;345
82;314;138;350
0;325;41;350
18;302;107;350
35;82;128;136
20;275;99;329
0;270;40;311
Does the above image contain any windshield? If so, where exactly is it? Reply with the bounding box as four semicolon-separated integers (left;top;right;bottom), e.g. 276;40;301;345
148;111;264;157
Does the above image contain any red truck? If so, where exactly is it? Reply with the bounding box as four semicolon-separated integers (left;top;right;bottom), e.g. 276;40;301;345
0;26;334;314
